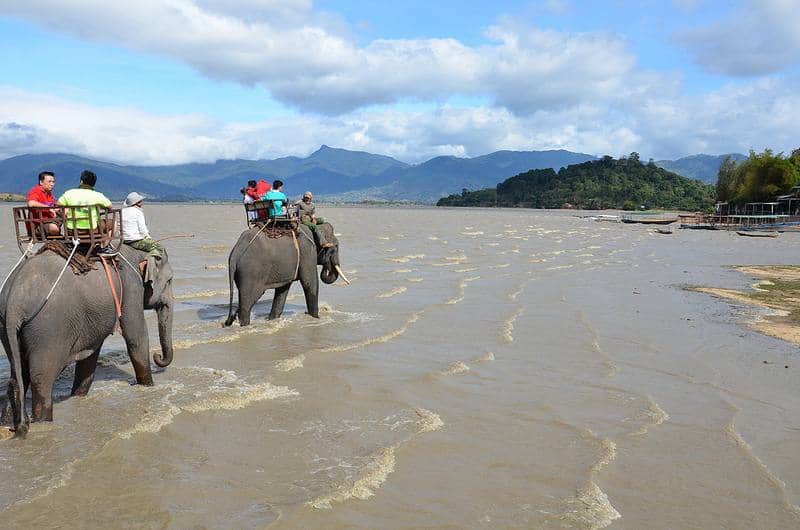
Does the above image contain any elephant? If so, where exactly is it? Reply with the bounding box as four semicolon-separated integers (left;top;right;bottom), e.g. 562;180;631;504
0;244;175;436
224;222;348;326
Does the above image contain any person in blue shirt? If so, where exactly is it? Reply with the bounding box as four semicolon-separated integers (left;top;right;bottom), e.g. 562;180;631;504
262;179;288;218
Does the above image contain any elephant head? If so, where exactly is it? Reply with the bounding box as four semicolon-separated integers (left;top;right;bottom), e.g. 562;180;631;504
316;224;349;285
141;253;175;368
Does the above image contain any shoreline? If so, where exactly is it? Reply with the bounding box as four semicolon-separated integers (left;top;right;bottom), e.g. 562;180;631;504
690;265;800;346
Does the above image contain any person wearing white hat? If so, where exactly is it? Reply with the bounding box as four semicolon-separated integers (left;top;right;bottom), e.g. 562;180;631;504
121;191;164;258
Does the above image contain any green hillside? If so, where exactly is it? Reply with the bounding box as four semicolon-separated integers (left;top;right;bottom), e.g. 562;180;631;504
437;153;715;210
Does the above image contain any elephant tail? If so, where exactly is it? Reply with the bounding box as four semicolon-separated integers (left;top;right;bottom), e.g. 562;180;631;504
223;248;239;327
5;315;28;437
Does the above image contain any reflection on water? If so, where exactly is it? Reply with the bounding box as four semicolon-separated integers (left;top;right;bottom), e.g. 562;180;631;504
0;205;799;528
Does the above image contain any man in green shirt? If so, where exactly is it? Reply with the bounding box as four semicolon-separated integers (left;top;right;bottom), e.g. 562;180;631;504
57;170;112;230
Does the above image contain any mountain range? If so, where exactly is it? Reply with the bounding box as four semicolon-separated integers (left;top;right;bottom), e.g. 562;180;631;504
0;146;743;203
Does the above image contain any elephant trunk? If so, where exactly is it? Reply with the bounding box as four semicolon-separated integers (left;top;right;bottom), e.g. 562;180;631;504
152;287;174;368
320;247;339;284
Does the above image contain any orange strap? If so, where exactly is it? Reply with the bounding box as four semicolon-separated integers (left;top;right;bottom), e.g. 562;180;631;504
100;257;122;320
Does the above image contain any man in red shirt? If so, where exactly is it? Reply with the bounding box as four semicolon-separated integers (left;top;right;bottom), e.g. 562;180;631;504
27;171;60;236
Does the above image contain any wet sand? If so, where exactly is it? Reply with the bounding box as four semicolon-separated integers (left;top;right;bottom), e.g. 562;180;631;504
0;205;798;529
692;265;800;345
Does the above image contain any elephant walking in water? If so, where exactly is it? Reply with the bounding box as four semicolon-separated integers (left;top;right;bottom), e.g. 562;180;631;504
0;245;175;436
224;223;347;326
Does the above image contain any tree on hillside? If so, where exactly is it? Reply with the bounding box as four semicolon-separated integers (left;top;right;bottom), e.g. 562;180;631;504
715;148;800;204
716;155;738;203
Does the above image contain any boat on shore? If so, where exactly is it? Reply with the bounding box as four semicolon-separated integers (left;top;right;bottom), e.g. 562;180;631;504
736;230;778;238
622;213;678;225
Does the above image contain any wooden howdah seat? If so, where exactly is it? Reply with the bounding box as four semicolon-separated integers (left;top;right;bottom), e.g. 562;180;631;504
13;205;122;256
244;200;297;229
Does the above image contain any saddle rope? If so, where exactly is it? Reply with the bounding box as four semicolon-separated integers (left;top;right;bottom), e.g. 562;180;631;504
44;237;80;302
0;240;34;296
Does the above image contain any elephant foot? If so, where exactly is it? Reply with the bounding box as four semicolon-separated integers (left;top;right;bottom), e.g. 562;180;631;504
12;421;29;438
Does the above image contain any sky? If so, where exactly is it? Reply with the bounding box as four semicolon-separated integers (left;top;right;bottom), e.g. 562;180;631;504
0;0;798;165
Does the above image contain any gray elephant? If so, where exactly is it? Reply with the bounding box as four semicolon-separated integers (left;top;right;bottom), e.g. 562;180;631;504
224;223;348;326
0;245;174;436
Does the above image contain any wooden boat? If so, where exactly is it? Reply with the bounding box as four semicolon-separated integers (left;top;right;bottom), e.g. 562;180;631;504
621;216;678;225
655;228;673;234
736;230;778;238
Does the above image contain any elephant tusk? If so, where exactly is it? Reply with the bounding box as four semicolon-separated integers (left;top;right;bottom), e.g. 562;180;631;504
334;265;351;285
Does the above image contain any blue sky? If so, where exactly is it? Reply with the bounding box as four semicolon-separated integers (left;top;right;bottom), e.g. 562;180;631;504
0;1;798;165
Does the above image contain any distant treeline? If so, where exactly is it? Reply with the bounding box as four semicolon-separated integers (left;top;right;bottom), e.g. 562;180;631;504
437;153;715;210
716;149;800;204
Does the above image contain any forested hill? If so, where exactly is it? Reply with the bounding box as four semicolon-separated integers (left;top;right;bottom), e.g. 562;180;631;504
437;154;716;210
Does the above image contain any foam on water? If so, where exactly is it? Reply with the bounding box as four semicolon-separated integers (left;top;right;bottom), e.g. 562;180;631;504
200;244;229;254
173;316;297;350
385;254;425;263
204;264;227;270
723;399;800;515
175;288;228;300
578;310;620;377
499;308;524;343
453;267;478;273
316;310;423;353
406;277;423;283
308;408;443;510
377;286;407;299
275;354;305;372
489;263;510;269
441;361;470;375
627;396;670;437
118;367;298;438
3;366;297;507
473;351;495;363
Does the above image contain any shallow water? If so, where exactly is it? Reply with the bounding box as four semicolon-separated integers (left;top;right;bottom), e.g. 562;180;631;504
0;204;799;529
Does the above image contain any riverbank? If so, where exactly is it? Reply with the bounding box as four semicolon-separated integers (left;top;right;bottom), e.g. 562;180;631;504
691;265;800;345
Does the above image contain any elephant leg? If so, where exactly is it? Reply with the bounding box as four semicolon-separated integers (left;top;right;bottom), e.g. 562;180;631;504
71;347;101;396
237;283;266;326
299;271;319;318
29;374;54;422
269;284;291;320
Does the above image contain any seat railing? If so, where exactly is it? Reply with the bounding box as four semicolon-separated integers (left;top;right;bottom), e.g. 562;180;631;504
13;205;122;255
244;200;296;227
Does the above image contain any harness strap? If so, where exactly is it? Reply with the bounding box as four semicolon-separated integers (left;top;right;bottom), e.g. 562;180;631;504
100;256;122;321
292;230;300;280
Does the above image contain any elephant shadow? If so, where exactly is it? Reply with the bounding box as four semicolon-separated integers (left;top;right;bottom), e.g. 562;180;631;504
198;300;305;322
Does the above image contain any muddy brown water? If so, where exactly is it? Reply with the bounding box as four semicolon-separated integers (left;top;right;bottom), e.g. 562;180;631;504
0;204;798;529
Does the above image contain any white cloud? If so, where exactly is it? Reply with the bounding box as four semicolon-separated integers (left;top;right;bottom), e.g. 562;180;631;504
1;0;637;114
678;0;800;76
1;81;798;165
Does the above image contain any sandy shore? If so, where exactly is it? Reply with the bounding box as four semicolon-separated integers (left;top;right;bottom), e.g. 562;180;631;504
691;265;800;345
